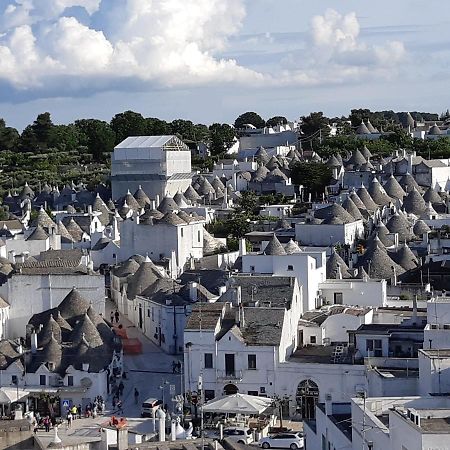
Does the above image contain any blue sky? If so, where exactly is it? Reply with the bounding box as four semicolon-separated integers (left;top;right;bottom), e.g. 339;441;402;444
0;0;449;129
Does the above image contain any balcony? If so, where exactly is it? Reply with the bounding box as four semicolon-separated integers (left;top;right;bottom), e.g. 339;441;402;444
216;370;243;381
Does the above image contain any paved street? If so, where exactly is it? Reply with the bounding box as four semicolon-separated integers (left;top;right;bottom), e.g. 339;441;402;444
106;301;184;419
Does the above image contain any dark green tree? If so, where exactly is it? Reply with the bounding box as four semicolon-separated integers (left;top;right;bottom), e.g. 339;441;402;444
301;112;330;137
170;119;196;141
145;117;171;135
266;116;288;127
234;112;265;129
110;110;147;144
32;112;54;148
235;190;260;217
209;123;236;156
0;119;19;151
75;119;116;161
291;162;332;199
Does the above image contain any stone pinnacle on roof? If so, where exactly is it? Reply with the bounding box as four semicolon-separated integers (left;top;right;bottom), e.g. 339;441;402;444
263;235;286;256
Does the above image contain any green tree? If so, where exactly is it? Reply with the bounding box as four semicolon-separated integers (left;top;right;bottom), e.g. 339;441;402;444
209;123;236;156
0;119;19;151
49;124;82;151
235;190;260;217
170;119;196;140
145;117;171;135
291;162;332;199
33;112;54;148
110;110;147;144
75;119;116;162
234;112;265;129
301;112;330;137
266;116;288;127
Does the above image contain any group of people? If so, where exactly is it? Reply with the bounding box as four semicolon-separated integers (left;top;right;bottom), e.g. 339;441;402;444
66;397;105;428
110;309;120;324
30;413;52;433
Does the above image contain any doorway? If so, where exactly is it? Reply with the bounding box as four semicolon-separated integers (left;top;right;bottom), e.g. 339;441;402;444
296;379;319;419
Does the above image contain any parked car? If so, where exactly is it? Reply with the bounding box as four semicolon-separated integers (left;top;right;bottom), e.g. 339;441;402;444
259;432;304;449
141;398;163;417
223;426;254;445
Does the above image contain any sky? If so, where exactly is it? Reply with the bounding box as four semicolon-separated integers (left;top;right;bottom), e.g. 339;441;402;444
0;0;449;129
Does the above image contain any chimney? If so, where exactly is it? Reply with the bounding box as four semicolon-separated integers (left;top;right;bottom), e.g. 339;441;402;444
151;199;156;210
155;194;160;208
189;282;198;302
325;394;332;416
171;419;176;441
117;428;129;450
391;265;397;286
239;238;247;256
157;408;166;441
31;332;38;354
412;295;418;325
88;205;93;215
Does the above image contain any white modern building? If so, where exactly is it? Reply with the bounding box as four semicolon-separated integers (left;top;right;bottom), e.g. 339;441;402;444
111;136;193;200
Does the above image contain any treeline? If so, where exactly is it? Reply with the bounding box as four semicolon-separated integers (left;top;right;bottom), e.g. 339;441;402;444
0;111;237;162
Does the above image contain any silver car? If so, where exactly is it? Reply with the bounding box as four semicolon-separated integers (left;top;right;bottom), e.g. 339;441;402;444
259;432;304;449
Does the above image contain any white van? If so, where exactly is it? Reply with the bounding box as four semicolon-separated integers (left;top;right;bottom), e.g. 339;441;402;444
141;398;163;417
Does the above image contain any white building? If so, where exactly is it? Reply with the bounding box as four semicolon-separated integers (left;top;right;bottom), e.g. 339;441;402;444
111;135;192;200
0;250;105;338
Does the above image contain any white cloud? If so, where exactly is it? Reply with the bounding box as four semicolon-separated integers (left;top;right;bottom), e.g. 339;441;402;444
0;3;406;98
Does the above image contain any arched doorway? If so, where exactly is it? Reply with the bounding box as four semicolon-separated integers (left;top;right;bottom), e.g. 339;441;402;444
296;380;319;419
223;384;238;395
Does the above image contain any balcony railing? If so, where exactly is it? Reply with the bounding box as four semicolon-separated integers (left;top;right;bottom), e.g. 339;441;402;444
216;370;243;381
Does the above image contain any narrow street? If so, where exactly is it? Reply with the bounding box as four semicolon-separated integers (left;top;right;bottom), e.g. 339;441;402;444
107;301;184;419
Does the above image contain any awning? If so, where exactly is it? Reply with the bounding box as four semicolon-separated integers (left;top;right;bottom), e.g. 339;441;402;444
0;387;29;403
202;393;273;415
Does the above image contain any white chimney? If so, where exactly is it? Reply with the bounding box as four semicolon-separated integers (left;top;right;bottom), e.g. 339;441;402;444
31;332;38;354
171;419;176;441
325;394;332;416
155;194;161;208
239;238;247;256
157;408;166;441
189;282;198;302
82;363;89;371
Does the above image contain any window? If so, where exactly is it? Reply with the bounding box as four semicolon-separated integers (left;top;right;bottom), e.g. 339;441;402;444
310;336;316;344
151;308;155;322
198;230;201;242
334;293;343;304
67;376;74;387
204;353;213;369
40;375;46;386
248;391;258;396
248;354;257;370
287;265;294;271
250;266;255;272
112;253;116;259
366;339;382;357
205;390;215;401
11;375;18;385
147;309;150;318
260;387;266;394
181;228;184;237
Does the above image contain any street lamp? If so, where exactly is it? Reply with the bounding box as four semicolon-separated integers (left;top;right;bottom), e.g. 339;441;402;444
159;380;170;409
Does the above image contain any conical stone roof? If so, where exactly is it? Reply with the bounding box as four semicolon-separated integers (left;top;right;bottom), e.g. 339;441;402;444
326;248;351;279
356;185;378;211
314;203;355;224
122;191;141;210
383;175;406;201
403;188;427;216
32;207;55;230
386;212;413;241
57;220;75;244
360;145;372;159
27;224;49;241
390;243;418;271
399;173;420;193
157;196;178;214
173;191;190;207
65;218;84;241
71;313;103;348
133;186;151;208
346;149;367;167
41;334;62;369
349;190;367;210
263;235;286;256
252;165;270;182
127;257;163;299
38;315;62;346
342;196;363;220
58;288;90;321
413;219;431;236
368;178;392;206
284;239;302;254
255;147;270;164
423;187;443;204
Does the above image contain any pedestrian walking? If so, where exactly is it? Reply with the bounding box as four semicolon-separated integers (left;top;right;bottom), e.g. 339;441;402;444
118;381;124;396
134;388;139;405
43;416;50;432
110;311;114;323
117;399;123;414
114;309;120;323
67;412;73;428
